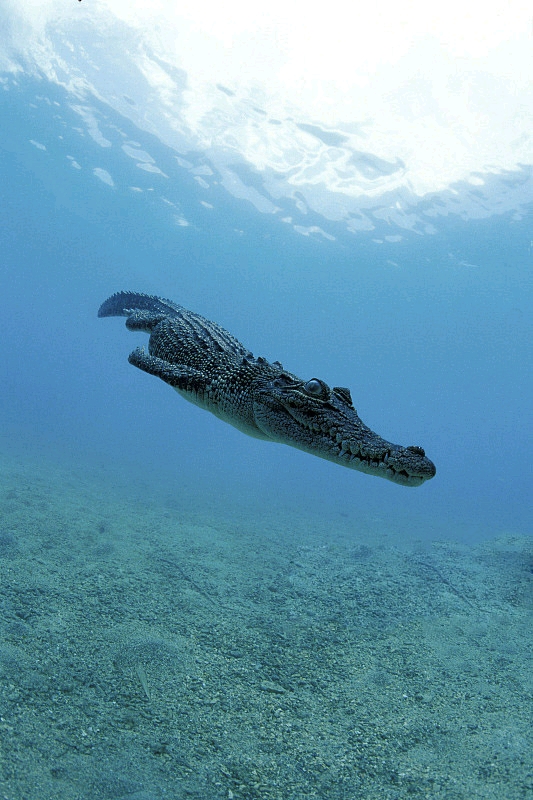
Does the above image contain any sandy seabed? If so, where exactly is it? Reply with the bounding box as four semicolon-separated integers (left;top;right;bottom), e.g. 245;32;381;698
0;449;531;800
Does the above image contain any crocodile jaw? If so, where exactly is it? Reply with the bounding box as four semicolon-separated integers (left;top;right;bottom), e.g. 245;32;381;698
253;379;436;486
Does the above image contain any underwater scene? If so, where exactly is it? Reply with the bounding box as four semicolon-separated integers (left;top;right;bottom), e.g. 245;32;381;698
0;3;532;799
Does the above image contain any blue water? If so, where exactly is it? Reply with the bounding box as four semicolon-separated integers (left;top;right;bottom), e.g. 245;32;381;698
2;78;531;541
1;76;532;800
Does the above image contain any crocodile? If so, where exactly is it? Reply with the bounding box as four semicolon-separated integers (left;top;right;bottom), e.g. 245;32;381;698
98;292;436;486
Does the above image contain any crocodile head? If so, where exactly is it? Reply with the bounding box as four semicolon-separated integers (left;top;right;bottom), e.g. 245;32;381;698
253;373;436;486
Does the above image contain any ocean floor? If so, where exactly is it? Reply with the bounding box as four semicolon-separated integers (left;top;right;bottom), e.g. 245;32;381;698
0;449;532;800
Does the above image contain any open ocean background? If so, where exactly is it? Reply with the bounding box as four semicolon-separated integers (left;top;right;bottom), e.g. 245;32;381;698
0;4;532;799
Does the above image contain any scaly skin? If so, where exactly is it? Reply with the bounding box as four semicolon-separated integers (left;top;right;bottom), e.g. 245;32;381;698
98;292;436;486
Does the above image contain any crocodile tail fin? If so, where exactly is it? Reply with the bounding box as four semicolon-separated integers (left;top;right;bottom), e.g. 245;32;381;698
98;291;184;319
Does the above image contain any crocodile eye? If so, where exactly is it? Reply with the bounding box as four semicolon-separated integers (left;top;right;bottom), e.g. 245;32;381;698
407;445;426;457
304;379;325;396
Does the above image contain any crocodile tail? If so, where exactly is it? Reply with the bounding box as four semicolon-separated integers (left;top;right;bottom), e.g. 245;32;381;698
98;291;184;319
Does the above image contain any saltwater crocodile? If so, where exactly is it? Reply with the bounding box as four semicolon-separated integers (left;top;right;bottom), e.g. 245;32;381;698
98;292;436;486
